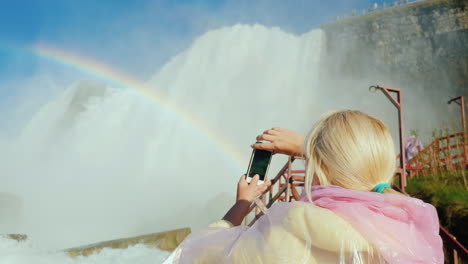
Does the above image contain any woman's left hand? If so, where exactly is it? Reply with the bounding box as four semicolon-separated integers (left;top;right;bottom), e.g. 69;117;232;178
252;127;305;157
237;174;271;202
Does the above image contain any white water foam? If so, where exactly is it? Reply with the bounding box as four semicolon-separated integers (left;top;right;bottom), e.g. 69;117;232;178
0;24;323;262
0;237;169;264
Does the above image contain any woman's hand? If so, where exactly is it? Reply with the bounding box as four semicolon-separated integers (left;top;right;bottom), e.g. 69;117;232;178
237;174;271;202
252;127;306;157
222;175;272;226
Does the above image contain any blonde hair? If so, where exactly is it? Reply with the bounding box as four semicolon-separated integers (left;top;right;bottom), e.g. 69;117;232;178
305;110;398;199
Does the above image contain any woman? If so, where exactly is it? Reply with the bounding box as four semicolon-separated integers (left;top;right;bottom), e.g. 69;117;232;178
166;110;443;263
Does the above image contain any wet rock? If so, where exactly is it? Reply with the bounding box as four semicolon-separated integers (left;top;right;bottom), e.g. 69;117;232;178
65;227;191;257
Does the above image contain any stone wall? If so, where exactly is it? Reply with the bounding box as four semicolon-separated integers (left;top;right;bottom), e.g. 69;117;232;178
321;0;468;97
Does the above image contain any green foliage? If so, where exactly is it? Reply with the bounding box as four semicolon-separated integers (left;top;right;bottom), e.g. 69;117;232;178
406;170;468;247
414;124;462;149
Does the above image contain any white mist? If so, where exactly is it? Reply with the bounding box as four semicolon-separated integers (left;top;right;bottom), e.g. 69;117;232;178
0;25;324;263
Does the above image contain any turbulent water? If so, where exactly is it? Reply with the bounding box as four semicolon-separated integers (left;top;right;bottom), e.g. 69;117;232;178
0;25;323;262
0;236;170;264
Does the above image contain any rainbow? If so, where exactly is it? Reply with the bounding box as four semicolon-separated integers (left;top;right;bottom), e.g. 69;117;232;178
1;42;248;169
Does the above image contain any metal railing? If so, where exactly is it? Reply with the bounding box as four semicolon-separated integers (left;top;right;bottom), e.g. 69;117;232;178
243;156;305;226
440;226;468;264
407;133;467;177
405;132;468;263
335;0;427;22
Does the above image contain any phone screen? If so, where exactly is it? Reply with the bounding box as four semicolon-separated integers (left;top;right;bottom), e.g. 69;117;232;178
246;149;272;182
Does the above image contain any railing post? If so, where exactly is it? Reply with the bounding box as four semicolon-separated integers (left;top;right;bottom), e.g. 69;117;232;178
460;97;467;167
448;96;467;167
447;136;452;170
268;180;273;202
464;132;468;168
279;171;284;201
465;133;468;167
285;157;292;202
431;146;437;175
369;85;405;190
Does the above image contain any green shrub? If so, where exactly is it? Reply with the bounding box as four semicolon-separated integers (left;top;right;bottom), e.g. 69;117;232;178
406;170;468;247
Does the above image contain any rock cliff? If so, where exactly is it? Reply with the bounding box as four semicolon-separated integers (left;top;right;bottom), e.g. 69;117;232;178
321;0;467;96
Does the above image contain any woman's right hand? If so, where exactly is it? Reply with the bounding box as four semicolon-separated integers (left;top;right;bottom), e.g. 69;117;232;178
251;127;306;157
237;175;271;202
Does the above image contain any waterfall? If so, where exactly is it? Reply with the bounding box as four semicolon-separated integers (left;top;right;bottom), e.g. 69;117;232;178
0;24;323;259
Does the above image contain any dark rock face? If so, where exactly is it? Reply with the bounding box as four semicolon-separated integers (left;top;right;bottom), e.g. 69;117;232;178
321;0;468;96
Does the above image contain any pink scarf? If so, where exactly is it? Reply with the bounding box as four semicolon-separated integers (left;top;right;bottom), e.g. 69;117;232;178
302;186;444;263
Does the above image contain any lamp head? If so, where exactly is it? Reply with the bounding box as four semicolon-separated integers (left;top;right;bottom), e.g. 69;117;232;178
369;85;378;93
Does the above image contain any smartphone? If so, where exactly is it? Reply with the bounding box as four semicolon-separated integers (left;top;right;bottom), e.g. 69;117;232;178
246;148;273;185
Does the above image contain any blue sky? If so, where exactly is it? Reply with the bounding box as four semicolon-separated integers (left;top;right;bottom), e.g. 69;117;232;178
0;0;390;76
0;0;389;113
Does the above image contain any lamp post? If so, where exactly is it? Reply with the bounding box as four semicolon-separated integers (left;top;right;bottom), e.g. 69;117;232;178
369;85;406;191
447;96;467;166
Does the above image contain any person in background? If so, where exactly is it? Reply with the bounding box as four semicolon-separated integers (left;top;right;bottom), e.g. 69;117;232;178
405;135;424;164
165;110;443;264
